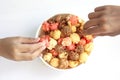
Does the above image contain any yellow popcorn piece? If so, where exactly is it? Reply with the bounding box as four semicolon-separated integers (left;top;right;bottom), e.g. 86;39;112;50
43;53;52;62
50;30;61;40
85;35;93;41
70;33;80;44
70;26;76;33
79;52;88;63
47;38;57;50
84;42;94;55
68;60;79;68
58;51;68;59
78;18;84;23
50;58;59;68
78;18;84;30
67;21;71;26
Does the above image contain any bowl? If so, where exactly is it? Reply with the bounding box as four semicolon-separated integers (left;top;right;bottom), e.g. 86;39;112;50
35;13;94;71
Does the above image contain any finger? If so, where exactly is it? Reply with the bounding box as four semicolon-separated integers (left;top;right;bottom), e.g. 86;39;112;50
93;33;108;36
19;47;46;61
18;37;40;44
94;5;114;12
83;25;104;35
84;19;99;30
88;11;103;19
94;6;105;12
19;41;46;53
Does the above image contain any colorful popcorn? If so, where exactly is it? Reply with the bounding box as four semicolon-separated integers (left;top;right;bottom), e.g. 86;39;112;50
39;14;94;69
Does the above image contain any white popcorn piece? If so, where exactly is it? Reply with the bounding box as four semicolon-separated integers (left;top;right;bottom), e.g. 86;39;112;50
62;37;72;46
47;38;57;50
58;51;68;59
43;53;52;62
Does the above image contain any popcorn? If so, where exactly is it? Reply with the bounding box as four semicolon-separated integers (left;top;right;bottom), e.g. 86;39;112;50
50;49;58;57
66;43;75;51
85;35;93;41
84;42;94;55
59;59;69;69
62;37;72;46
47;38;57;50
50;58;59;68
42;21;50;32
43;53;52;62
79;52;88;63
40;14;94;69
70;33;80;44
39;35;50;47
58;51;68;59
68;60;79;68
69;15;78;25
78;18;84;30
70;26;76;33
49;23;59;31
50;30;61;40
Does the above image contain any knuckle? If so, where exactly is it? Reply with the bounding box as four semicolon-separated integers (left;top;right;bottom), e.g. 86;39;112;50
99;16;107;22
12;47;18;54
101;24;109;31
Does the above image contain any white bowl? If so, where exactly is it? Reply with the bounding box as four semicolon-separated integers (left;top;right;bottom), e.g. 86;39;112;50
35;25;85;71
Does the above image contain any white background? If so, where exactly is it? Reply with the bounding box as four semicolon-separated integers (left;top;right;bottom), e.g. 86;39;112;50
0;0;120;80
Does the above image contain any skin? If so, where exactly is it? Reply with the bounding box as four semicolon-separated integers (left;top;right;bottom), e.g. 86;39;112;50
0;37;46;61
83;5;120;36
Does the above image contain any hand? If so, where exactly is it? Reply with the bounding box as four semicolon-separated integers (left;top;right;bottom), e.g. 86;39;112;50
83;5;120;36
0;37;46;61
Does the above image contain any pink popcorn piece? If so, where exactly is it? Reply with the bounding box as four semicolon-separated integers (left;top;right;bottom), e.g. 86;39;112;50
67;43;76;51
49;23;59;31
69;15;78;25
42;21;50;32
50;49;58;57
39;35;50;47
57;38;63;45
62;37;72;46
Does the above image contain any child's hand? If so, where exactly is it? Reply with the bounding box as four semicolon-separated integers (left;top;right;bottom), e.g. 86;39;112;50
0;37;46;61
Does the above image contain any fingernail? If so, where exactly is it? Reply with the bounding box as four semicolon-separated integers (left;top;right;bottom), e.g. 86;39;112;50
40;46;46;52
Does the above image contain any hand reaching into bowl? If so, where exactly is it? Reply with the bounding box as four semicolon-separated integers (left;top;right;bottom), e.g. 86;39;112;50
83;5;120;36
0;37;46;61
